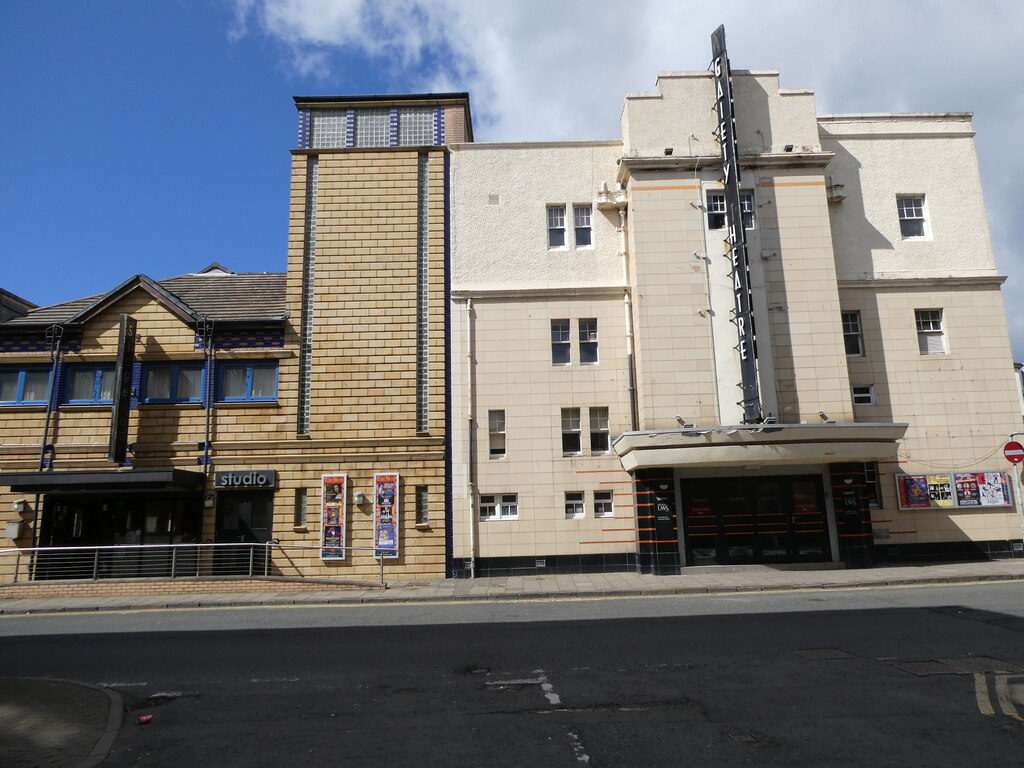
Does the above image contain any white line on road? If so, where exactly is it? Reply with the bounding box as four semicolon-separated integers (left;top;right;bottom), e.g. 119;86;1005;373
975;674;995;715
995;675;1023;721
566;730;590;764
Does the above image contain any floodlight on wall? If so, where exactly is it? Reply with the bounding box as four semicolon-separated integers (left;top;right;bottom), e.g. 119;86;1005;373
353;491;366;506
12;499;27;514
689;201;706;211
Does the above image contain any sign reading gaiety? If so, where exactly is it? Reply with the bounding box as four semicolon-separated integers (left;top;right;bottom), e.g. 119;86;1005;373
108;313;137;464
711;25;762;424
215;469;277;489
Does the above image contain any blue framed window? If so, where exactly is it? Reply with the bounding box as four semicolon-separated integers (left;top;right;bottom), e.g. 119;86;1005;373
141;363;204;404
0;366;51;405
216;362;278;402
64;365;115;404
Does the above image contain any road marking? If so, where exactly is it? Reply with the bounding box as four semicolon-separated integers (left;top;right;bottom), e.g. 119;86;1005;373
566;730;590;764
99;682;148;688
975;674;995;715
995;675;1023;721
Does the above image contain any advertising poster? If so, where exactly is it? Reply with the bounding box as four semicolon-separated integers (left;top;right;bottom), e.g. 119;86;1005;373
897;475;931;509
927;474;953;507
320;474;347;560
978;472;1012;507
898;471;1012;510
954;473;980;506
373;473;399;559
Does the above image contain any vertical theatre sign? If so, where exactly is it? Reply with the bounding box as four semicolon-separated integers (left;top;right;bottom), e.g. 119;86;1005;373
321;474;348;560
711;25;762;423
108;313;137;464
373;473;399;559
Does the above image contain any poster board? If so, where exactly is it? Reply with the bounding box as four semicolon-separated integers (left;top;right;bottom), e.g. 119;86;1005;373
897;471;1011;511
320;474;347;560
373;473;399;559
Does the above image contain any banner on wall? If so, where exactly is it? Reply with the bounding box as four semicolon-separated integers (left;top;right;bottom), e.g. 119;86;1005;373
373;473;399;560
897;471;1011;511
320;474;348;560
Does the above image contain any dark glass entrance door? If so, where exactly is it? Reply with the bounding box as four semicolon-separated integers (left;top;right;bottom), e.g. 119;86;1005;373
681;476;831;565
214;493;273;575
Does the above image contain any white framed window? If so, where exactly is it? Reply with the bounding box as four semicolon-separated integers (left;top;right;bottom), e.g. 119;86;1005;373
589;407;610;453
915;309;945;354
897;196;926;238
565;491;585;519
561;408;582;455
551;319;570;365
706;191;754;230
841;311;864;356
574;205;593;247
547;205;566;248
480;493;517;520
594;490;614;518
488;409;506;459
852;385;875;405
579;318;598;364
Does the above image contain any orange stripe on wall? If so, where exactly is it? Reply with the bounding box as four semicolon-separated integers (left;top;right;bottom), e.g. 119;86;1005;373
631;185;701;191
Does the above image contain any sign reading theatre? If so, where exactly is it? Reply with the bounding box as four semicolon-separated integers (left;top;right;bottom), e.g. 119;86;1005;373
711;25;762;424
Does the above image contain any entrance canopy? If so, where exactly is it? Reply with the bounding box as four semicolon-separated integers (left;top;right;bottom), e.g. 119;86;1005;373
613;422;907;472
0;469;206;493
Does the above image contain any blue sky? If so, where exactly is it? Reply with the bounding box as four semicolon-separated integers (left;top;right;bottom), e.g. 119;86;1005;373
2;0;1023;359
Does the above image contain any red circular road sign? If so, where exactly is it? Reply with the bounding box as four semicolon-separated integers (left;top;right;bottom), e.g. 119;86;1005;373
1004;441;1024;464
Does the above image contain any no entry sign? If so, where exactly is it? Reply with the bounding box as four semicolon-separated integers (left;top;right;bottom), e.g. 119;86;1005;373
1004;441;1024;464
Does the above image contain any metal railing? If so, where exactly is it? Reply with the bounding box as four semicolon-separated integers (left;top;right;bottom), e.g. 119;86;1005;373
0;542;392;584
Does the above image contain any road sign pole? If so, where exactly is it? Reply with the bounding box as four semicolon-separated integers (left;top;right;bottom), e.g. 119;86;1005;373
1008;435;1024;555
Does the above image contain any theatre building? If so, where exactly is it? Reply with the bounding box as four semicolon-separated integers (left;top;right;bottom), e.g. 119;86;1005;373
449;34;1022;575
0;93;472;582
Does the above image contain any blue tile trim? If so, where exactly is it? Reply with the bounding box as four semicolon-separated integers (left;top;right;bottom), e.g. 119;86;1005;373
389;107;399;147
49;361;64;412
0;335;81;353
435;105;444;145
130;361;141;411
194;329;284;350
346;108;355;147
297;108;311;149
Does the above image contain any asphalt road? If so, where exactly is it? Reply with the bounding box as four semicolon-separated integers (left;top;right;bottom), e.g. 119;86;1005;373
2;583;1024;766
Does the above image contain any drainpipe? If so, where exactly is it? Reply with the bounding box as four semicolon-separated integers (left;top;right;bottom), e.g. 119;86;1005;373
32;324;64;549
201;318;214;476
466;298;477;579
619;209;639;431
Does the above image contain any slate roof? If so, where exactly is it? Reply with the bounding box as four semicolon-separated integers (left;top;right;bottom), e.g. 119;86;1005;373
0;267;287;328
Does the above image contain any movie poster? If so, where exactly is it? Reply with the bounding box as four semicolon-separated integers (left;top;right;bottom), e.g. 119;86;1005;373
977;472;1012;507
320;474;347;560
373;473;399;559
954;473;980;506
927;474;953;507
897;475;930;509
898;471;1012;510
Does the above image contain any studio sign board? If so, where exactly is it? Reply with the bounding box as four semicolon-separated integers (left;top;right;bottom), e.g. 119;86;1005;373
215;470;277;490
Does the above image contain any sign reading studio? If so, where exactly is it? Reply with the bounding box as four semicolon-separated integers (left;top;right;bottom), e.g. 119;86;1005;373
215;470;277;490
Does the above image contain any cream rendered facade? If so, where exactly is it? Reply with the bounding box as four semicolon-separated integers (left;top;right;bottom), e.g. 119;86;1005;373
450;69;1022;576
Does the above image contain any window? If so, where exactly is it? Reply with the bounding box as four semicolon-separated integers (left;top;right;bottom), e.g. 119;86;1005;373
594;490;614;518
841;311;864;356
561;408;581;454
141;363;204;403
863;462;881;508
480;493;518;521
589;407;610;453
565;492;585;519
915;309;945;354
415;485;429;525
897;196;926;238
65;365;114;404
293;488;308;527
354;108;389;147
551;319;570;365
852;385;875;405
488;410;506;458
547;206;566;247
0;367;50;405
216;362;278;402
397;107;435;146
706;191;754;230
579;319;598;364
574;205;593;246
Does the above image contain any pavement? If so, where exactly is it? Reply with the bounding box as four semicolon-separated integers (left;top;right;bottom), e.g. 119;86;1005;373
1;557;1023;767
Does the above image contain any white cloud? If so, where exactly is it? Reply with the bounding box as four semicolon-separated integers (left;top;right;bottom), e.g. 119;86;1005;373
232;0;1024;359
